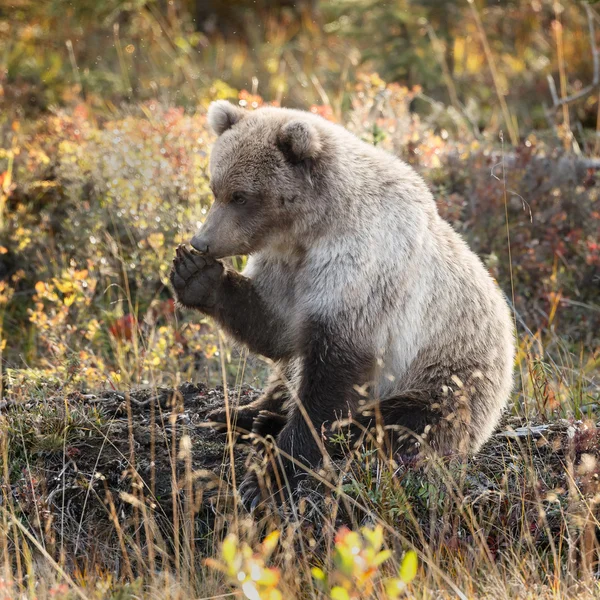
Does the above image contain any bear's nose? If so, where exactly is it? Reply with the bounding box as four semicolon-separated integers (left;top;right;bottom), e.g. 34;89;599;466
190;235;209;254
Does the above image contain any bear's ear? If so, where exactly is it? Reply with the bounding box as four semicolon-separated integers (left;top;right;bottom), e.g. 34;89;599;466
207;100;246;136
277;120;322;163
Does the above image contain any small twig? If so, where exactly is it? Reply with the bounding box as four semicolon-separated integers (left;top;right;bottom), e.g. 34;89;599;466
467;0;519;145
548;3;600;109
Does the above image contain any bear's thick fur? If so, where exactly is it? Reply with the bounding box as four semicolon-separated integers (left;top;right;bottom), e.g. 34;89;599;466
170;100;515;503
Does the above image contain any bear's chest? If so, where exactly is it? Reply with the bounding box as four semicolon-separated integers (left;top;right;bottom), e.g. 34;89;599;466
244;254;301;319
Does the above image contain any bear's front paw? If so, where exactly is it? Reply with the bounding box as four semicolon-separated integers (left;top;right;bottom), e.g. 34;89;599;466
170;244;224;310
206;405;258;432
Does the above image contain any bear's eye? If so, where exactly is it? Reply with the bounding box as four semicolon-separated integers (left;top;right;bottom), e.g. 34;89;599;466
232;192;248;205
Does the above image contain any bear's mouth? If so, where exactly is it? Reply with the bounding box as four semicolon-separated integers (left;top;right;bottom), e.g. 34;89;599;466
189;242;208;255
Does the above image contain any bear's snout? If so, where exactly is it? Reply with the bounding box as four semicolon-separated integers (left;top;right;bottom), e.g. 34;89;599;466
190;203;230;257
190;235;209;255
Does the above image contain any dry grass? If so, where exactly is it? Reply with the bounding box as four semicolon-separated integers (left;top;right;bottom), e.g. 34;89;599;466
0;330;599;600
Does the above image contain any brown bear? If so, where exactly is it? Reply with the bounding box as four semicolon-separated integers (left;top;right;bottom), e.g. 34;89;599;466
170;100;515;506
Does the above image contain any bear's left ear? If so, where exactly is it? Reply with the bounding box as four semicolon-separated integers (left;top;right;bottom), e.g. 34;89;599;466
277;120;322;163
207;100;246;136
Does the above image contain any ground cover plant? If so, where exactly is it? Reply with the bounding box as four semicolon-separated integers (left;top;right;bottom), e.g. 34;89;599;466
1;1;599;598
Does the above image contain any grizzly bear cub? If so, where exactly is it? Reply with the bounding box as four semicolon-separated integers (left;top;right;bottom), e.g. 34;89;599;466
170;100;515;505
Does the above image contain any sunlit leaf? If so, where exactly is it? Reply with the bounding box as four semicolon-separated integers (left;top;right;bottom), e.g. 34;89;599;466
256;567;280;587
399;550;418;583
261;530;280;557
330;587;351;600
362;524;384;551
384;577;406;599
221;534;238;565
373;549;392;566
64;294;76;307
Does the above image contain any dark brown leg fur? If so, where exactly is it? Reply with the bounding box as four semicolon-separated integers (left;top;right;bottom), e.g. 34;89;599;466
170;245;293;361
252;410;288;438
206;371;290;434
240;321;375;507
370;365;479;457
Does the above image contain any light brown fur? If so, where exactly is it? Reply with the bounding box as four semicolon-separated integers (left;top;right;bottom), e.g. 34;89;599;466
170;100;516;501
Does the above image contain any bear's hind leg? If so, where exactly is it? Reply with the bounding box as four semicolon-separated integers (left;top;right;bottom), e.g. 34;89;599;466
374;385;474;458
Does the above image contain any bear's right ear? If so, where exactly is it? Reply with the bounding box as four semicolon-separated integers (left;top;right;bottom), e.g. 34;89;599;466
207;100;246;136
277;119;322;164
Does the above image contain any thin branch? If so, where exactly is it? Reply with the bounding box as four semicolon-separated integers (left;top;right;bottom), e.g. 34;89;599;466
548;3;600;109
588;3;600;86
467;0;519;145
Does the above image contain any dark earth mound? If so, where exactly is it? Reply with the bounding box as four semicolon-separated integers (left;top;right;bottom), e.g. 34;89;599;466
2;383;599;571
2;383;259;564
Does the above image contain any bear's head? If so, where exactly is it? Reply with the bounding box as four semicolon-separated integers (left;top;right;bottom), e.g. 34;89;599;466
190;100;324;258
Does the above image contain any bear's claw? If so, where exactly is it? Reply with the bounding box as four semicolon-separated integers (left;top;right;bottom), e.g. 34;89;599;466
170;244;224;309
239;471;264;512
252;410;287;438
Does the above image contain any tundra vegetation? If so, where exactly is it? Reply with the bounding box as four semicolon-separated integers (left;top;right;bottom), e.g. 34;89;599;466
0;1;599;599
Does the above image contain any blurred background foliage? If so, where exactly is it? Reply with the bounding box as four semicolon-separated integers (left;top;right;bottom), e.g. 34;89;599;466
0;0;598;413
2;0;599;129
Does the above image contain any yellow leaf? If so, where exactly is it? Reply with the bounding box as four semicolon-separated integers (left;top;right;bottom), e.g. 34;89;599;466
373;549;392;566
0;339;6;351
330;587;350;600
399;550;418;584
384;578;406;599
0;246;7;254
148;232;165;250
256;567;280;588
54;280;74;295
64;294;76;307
261;530;280;556
362;525;384;551
35;281;46;294
221;534;238;565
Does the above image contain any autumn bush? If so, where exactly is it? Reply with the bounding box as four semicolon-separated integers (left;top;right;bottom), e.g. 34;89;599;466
1;75;598;411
